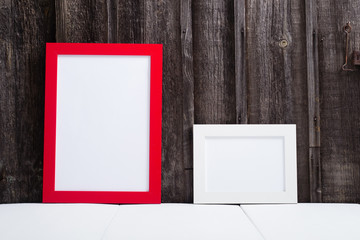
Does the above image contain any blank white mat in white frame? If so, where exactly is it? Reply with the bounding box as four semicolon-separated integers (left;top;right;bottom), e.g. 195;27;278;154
55;55;150;191
194;124;297;204
205;136;285;193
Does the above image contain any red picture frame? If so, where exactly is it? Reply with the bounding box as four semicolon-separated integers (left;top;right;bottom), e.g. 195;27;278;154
43;43;162;203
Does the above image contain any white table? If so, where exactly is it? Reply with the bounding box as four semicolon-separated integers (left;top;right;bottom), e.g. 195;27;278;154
0;203;262;240
242;203;360;240
0;203;118;240
0;203;359;240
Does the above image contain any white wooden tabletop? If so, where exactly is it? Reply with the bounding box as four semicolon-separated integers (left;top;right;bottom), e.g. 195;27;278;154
0;203;359;240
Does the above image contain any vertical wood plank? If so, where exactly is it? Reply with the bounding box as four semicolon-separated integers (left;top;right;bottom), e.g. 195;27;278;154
193;0;236;124
246;0;310;202
0;0;56;202
309;147;322;202
117;0;144;43
107;0;117;43
142;1;189;202
180;0;195;202
56;0;109;43
234;0;247;124
317;0;360;203
305;0;322;202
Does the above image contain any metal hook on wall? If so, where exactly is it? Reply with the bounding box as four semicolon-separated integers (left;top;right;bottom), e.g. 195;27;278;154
342;22;359;71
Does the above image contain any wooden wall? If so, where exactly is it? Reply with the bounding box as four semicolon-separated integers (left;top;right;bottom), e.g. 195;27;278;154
0;0;359;203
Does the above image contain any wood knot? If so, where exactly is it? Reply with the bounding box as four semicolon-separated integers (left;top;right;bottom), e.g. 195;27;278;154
279;39;288;48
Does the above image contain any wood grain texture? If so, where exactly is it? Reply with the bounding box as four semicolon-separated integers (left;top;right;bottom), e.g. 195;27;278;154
142;1;189;202
1;0;360;203
56;0;109;43
305;0;322;202
309;147;322;202
117;0;144;43
193;0;236;124
234;0;247;124
0;0;55;202
246;0;310;202
180;0;195;202
317;0;360;203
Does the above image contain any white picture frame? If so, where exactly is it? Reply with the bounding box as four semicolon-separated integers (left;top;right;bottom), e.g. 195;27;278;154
193;124;297;204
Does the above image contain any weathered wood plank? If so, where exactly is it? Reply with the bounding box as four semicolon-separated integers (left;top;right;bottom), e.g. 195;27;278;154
246;0;310;202
309;147;322;202
142;1;188;202
317;0;360;203
56;0;109;43
234;0;247;124
107;0;117;43
193;0;236;124
180;0;195;202
117;0;144;43
305;0;322;202
305;0;321;149
0;0;55;203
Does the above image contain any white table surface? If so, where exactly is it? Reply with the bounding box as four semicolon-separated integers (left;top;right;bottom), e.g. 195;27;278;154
102;204;263;240
1;203;359;240
241;203;360;240
0;203;263;240
0;203;118;240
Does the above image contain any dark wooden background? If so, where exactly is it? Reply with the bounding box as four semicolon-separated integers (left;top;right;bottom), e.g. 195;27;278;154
1;0;359;203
